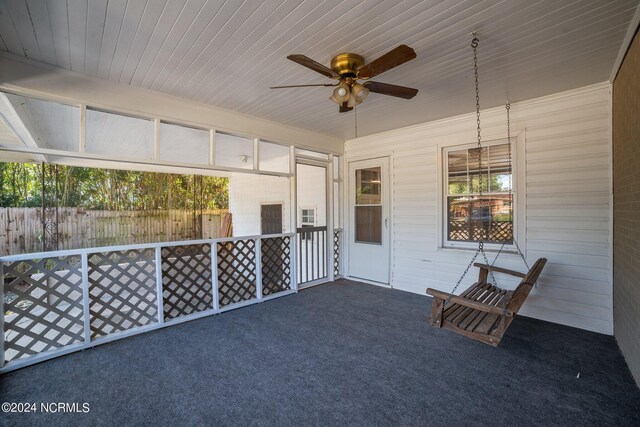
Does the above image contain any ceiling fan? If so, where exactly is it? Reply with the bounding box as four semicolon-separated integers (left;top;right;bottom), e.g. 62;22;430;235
271;45;418;113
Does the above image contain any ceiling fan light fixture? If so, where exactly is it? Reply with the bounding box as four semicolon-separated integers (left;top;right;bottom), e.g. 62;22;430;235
332;81;351;103
347;94;356;108
352;83;369;103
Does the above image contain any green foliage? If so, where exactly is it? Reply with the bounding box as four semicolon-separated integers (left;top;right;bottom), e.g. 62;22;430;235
0;162;42;207
448;174;510;195
0;162;228;210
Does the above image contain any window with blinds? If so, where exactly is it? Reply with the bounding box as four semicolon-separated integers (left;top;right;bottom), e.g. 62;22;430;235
444;142;513;246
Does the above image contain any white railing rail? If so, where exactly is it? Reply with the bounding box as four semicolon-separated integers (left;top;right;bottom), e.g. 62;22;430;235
0;233;296;373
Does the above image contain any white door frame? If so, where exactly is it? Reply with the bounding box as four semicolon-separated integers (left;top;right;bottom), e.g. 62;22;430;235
345;155;393;286
295;159;331;289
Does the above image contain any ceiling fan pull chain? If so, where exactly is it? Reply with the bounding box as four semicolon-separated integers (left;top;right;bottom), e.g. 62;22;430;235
354;101;358;138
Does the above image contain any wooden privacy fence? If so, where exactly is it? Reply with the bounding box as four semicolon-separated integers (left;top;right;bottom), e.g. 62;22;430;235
0;208;227;255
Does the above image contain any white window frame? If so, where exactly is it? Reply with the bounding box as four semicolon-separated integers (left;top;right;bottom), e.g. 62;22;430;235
300;207;316;227
441;137;520;251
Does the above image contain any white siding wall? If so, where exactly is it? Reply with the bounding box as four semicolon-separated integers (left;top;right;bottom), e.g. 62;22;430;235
228;173;290;237
344;83;612;335
296;164;327;227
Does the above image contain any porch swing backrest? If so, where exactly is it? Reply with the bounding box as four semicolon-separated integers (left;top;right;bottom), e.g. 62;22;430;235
503;257;547;313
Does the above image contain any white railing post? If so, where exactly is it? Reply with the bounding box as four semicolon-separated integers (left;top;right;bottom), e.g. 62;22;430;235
81;253;91;345
290;235;298;291
0;262;5;367
211;242;220;311
255;238;263;300
328;154;335;282
154;247;164;324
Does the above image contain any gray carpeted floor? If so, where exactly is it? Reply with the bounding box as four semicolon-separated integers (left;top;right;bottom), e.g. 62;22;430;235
1;279;639;426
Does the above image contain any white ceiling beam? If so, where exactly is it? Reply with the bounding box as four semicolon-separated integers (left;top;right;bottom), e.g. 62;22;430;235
0;93;46;162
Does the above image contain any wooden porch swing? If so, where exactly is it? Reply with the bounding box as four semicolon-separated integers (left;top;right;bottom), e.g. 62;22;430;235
426;34;547;347
427;258;546;346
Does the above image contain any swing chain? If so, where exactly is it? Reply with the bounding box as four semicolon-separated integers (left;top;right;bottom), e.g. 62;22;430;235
472;32;486;256
447;33;493;299
472;33;495;287
473;33;481;155
491;102;530;271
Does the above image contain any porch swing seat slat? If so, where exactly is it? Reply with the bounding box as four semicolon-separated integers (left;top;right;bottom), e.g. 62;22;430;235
426;258;547;347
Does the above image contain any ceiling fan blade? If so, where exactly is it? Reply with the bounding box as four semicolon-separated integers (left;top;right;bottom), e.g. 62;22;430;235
270;83;337;89
287;54;340;79
357;45;416;79
364;81;418;99
339;101;353;113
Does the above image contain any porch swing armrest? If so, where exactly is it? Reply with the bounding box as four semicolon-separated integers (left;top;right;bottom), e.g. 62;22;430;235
426;288;515;317
473;263;526;278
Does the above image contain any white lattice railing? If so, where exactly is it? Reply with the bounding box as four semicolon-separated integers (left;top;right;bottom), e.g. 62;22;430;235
333;229;343;279
0;233;296;373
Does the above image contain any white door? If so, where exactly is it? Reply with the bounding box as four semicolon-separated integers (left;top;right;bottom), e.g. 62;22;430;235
348;157;390;283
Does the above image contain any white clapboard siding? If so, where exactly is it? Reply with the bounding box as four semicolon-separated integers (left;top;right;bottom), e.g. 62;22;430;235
229;173;291;237
344;82;612;335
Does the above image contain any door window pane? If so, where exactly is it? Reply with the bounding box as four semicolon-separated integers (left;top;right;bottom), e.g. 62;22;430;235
355;206;382;244
354;166;382;244
355;167;381;205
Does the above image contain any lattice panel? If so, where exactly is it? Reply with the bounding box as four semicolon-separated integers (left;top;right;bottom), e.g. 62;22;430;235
3;256;84;362
334;230;341;277
261;237;291;296
88;249;158;338
161;244;213;320
217;239;256;306
449;221;513;243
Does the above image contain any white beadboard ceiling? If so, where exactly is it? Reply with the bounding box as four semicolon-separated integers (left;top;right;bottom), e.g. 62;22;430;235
0;0;637;139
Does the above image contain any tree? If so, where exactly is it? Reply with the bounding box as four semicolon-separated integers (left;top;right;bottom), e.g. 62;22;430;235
0;162;229;210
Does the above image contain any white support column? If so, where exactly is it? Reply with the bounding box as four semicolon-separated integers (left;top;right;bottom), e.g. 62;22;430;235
79;104;86;153
255;238;263;300
289;146;298;290
253;137;260;171
81;253;91;344
154;247;164;324
328;154;335;282
211;242;220;311
153;118;161;161
0;262;5;367
289;234;297;291
209;129;216;166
